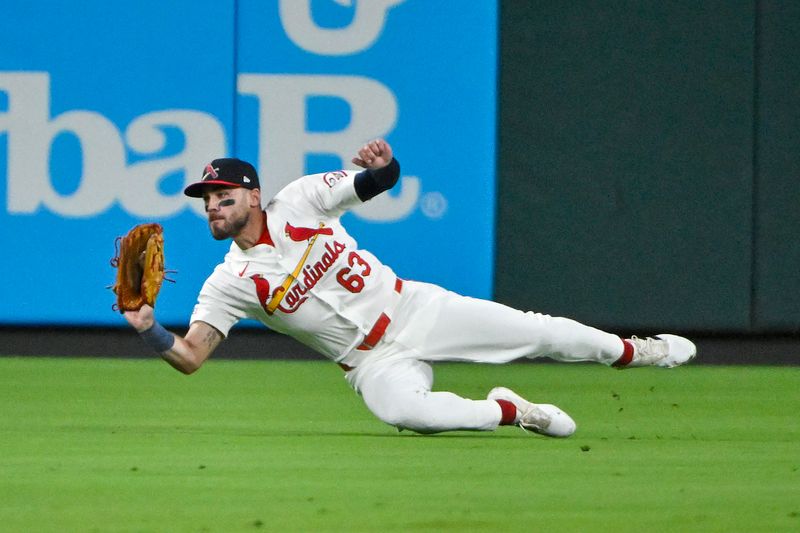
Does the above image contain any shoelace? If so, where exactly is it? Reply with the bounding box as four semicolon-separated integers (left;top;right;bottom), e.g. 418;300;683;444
518;405;551;433
630;335;668;362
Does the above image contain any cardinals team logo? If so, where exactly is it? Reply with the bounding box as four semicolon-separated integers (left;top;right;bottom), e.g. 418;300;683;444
285;222;333;242
250;274;271;307
251;273;309;314
202;164;219;181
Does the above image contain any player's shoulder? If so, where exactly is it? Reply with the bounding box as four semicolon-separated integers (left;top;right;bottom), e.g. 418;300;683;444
200;248;246;287
270;170;359;217
198;260;231;294
275;170;355;200
207;249;237;276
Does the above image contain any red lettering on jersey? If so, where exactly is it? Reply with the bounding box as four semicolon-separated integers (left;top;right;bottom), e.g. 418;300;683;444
251;241;367;316
274;240;348;314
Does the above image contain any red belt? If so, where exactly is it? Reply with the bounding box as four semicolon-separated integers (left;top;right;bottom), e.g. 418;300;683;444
357;278;403;350
338;278;403;371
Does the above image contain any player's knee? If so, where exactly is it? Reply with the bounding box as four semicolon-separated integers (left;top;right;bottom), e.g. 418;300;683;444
386;412;440;434
369;402;417;428
368;391;440;434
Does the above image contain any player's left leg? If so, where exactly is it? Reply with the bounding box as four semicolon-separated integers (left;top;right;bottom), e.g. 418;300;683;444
345;356;571;436
346;357;503;433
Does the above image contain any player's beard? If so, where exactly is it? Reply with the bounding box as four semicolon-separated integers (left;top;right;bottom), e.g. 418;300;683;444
209;210;250;240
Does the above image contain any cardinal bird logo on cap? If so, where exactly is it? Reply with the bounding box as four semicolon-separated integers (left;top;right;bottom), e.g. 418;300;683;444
203;165;219;181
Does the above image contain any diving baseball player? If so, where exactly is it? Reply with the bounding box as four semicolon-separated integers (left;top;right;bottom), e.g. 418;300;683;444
123;139;696;437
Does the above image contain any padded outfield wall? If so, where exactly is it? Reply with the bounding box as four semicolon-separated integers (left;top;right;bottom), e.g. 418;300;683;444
1;1;798;338
0;1;497;328
496;1;800;335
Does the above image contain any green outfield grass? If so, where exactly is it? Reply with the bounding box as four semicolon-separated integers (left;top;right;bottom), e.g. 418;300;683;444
0;357;797;532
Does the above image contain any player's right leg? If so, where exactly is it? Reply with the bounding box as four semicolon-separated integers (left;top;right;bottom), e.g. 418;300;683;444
389;281;696;368
612;334;696;368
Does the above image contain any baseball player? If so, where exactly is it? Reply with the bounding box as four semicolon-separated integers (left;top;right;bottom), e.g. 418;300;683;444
123;139;696;437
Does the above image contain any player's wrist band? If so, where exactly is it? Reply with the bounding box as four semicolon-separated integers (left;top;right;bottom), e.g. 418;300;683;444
354;158;400;201
139;321;175;353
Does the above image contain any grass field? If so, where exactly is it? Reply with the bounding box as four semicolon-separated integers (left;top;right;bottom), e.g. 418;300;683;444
0;357;797;532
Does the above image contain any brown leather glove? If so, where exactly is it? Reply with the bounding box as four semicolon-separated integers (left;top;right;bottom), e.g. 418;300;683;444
110;223;166;312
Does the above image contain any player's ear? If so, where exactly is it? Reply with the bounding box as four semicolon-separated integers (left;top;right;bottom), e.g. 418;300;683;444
248;188;262;208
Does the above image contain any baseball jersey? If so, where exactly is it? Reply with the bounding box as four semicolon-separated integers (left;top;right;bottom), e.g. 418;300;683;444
190;170;401;361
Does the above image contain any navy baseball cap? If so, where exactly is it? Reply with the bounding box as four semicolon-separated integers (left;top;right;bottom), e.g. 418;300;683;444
183;158;260;198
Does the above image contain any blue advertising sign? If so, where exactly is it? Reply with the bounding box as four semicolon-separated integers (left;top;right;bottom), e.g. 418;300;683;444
0;0;497;327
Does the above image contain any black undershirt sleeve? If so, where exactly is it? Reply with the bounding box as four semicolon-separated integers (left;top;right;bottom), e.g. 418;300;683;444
353;158;400;201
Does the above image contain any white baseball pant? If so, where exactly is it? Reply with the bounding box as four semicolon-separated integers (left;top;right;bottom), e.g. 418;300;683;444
342;280;625;434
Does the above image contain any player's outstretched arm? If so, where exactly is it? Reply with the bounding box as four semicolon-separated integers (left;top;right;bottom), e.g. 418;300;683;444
124;305;222;374
161;321;222;374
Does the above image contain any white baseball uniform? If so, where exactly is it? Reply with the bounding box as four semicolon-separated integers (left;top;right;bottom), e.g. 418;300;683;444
191;169;625;433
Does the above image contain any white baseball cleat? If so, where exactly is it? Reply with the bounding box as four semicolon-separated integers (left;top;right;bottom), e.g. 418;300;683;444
487;386;576;438
623;334;697;368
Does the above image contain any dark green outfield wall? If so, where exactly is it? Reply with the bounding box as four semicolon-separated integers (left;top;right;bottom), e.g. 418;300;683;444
495;1;799;334
754;1;800;331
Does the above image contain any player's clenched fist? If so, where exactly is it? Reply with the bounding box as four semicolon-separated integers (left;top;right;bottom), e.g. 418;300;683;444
351;139;393;170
